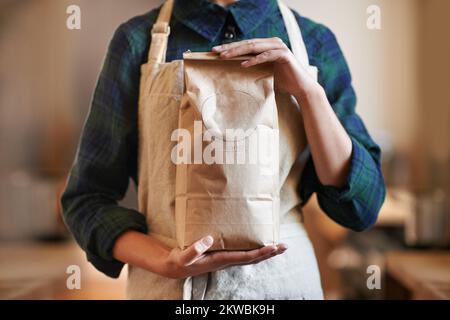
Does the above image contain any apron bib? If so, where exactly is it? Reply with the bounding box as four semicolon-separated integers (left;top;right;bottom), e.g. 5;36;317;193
127;0;324;300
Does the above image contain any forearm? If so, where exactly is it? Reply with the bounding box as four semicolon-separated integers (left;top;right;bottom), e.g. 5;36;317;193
295;85;352;187
113;231;287;280
113;231;170;275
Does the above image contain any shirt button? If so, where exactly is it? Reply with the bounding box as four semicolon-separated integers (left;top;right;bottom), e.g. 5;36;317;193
223;25;236;41
224;31;235;40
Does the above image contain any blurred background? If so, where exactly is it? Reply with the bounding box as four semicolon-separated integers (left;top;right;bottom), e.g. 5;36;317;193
0;0;449;300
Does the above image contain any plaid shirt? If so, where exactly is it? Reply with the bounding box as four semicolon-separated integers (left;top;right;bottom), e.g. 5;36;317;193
61;0;386;278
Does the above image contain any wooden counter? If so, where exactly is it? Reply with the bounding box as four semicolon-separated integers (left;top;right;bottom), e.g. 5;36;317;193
385;250;450;300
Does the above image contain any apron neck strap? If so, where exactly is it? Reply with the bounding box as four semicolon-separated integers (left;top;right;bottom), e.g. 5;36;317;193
147;0;310;67
147;0;174;64
277;0;310;67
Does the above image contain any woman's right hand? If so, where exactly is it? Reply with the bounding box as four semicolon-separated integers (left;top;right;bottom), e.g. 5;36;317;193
113;231;287;279
164;235;287;279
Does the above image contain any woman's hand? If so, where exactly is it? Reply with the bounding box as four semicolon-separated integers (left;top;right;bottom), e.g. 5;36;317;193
164;235;287;279
213;37;353;188
212;37;320;100
113;231;287;280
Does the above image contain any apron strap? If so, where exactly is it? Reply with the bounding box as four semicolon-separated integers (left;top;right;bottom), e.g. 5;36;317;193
277;0;310;67
147;0;174;63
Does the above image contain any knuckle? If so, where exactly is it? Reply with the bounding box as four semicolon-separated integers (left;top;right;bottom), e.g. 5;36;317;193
273;37;283;44
281;50;291;60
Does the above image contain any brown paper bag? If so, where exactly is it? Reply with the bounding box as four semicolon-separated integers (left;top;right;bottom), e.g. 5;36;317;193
173;52;280;251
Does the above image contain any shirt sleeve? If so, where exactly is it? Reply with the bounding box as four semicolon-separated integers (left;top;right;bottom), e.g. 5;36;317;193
60;25;148;278
299;24;386;232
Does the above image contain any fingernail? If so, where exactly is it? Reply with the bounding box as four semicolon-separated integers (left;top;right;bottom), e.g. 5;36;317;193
212;45;222;51
195;236;214;252
202;235;214;247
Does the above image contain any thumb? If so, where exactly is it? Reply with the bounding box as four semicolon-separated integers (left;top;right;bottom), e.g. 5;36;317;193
179;235;214;266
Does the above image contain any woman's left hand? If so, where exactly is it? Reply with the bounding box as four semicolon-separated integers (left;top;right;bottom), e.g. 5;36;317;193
212;37;320;99
214;37;353;188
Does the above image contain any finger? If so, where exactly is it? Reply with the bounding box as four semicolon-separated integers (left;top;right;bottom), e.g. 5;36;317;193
189;244;288;276
277;243;289;252
217;39;286;59
178;235;214;266
241;49;289;68
244;244;289;265
207;245;278;268
221;42;285;59
212;38;266;52
212;38;284;53
242;251;279;266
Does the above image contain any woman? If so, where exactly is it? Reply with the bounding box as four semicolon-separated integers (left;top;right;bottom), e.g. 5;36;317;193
61;0;385;299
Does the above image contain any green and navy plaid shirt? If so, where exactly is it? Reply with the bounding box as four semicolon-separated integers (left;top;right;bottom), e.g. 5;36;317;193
61;0;386;278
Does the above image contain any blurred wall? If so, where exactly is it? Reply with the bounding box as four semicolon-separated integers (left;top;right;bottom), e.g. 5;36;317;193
418;0;450;189
0;0;75;172
0;0;157;173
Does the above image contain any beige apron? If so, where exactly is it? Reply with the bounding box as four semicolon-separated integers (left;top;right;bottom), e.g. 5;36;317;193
128;0;324;299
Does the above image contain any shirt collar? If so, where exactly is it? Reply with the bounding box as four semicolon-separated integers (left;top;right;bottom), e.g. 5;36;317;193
173;0;277;42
